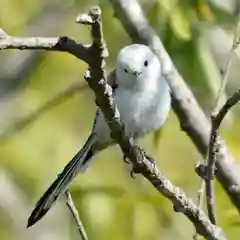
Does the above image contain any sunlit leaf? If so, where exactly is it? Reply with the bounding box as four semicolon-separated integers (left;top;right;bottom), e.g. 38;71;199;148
169;6;191;41
194;0;214;22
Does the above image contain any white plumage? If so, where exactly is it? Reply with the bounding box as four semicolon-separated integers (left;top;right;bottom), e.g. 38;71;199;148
95;44;170;147
28;44;171;227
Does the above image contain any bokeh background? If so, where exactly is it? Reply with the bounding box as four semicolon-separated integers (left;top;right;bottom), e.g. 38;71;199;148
0;0;240;239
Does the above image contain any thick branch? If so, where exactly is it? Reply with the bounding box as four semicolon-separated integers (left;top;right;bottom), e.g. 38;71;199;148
76;6;226;240
109;0;240;212
0;33;91;64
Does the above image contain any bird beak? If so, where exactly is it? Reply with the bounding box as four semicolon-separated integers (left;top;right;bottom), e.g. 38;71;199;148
133;70;141;77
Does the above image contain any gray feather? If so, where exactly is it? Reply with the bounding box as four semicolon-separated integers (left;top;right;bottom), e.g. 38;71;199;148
27;133;96;227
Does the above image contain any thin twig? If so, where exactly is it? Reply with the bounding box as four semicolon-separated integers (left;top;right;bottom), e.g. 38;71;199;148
65;190;88;240
212;89;240;131
205;14;240;225
205;89;240;223
0;82;87;141
213;14;240;113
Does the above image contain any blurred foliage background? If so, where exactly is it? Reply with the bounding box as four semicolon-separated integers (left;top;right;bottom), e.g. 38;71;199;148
0;0;240;239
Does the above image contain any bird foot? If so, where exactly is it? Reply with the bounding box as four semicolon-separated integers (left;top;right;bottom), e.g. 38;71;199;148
123;154;130;164
130;167;140;179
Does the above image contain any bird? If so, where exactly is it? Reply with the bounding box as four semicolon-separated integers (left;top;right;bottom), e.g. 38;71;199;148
27;44;171;227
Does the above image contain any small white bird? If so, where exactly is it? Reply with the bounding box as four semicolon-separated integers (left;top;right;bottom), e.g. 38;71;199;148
27;44;171;227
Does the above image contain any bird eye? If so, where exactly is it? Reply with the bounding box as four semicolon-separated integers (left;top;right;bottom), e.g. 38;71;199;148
144;60;148;67
124;68;128;73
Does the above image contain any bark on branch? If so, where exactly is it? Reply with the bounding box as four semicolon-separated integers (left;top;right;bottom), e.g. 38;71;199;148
109;0;240;213
0;34;91;64
206;88;240;223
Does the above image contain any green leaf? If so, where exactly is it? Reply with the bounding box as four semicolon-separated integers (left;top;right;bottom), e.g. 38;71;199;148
169;6;192;41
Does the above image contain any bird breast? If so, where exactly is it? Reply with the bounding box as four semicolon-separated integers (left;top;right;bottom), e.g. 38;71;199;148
94;77;171;148
115;81;170;138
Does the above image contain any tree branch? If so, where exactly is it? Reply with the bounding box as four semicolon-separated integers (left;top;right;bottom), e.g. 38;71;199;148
206;88;240;220
75;6;225;240
205;13;240;225
213;89;240;128
109;0;240;213
0;32;91;64
65;190;88;240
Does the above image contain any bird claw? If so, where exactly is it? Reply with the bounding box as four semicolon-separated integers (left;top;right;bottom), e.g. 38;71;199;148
123;148;156;179
130;168;138;179
123;155;130;164
123;155;138;178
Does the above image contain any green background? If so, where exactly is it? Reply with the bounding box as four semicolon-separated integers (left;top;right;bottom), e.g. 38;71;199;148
0;0;239;239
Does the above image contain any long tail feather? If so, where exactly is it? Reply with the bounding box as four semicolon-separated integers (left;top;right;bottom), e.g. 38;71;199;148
27;133;96;227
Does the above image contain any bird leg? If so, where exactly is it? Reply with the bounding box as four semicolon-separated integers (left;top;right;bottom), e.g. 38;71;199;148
122;153;137;178
123;154;130;164
130;149;156;179
122;139;156;179
130;168;138;178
